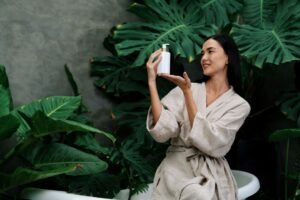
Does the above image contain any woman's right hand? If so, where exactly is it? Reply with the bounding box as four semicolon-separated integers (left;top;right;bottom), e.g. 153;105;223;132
146;49;162;83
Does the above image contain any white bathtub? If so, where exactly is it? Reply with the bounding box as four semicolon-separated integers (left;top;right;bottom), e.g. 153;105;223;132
21;170;260;200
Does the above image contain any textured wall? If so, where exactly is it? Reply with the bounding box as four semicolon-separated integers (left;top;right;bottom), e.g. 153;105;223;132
0;0;136;129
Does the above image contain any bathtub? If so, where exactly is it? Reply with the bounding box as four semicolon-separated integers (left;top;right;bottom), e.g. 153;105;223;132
115;170;260;200
21;170;260;200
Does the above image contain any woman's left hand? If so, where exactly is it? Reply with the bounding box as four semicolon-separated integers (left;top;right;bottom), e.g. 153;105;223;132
160;72;191;93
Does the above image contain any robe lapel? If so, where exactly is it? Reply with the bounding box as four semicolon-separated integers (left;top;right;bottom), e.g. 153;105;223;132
204;83;235;117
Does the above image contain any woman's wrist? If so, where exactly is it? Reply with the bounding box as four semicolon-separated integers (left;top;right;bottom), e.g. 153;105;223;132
182;87;192;95
148;79;156;86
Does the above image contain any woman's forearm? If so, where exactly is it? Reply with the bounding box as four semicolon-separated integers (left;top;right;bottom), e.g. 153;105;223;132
148;81;162;124
183;89;198;126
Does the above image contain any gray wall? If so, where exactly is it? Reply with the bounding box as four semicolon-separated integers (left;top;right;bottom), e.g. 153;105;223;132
0;0;135;130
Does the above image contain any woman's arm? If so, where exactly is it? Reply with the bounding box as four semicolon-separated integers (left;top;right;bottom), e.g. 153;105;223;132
146;49;162;124
161;72;198;126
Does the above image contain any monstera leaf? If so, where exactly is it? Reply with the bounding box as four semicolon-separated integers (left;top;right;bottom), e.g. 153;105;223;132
239;0;277;28
114;0;217;66
196;0;243;28
231;0;300;68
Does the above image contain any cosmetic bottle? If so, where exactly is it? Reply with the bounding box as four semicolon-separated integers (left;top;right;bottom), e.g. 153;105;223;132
157;44;170;75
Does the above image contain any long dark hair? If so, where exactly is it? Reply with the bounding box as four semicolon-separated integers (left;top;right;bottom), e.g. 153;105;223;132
202;34;243;96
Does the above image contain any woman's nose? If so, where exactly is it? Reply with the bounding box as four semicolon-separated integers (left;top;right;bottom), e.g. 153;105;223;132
201;54;206;63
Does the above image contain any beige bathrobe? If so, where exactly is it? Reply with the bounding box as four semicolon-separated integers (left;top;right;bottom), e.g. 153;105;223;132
146;82;251;200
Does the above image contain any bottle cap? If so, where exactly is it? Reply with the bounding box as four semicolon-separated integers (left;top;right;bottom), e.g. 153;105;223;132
162;43;169;51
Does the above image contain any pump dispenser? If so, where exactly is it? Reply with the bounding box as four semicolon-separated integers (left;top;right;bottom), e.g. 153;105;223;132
157;44;170;75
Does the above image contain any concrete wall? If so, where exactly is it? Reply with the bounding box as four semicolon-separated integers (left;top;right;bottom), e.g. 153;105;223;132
0;0;136;130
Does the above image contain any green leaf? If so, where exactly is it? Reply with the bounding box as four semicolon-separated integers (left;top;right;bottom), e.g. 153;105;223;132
275;91;300;123
231;1;300;68
22;142;108;176
240;0;277;28
90;56;148;96
16;96;81;119
120;139;154;179
286;170;300;180
0;114;20;140
67;172;120;198
0;65;13;116
64;64;79;96
198;0;243;27
269;129;300;142
74;133;112;155
19;111;116;142
114;0;217;66
12;96;81;140
0;166;76;193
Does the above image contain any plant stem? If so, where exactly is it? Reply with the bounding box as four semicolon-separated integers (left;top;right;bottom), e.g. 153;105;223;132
285;137;290;200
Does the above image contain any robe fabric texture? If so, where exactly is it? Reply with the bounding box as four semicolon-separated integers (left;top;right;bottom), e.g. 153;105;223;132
146;82;251;200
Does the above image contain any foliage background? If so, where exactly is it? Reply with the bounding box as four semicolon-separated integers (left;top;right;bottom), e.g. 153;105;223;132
90;0;300;199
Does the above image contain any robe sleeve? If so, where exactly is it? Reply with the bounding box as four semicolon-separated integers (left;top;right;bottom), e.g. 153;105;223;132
146;86;183;143
188;101;251;158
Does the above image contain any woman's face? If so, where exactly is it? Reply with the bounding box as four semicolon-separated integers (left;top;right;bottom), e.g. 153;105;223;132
200;38;228;77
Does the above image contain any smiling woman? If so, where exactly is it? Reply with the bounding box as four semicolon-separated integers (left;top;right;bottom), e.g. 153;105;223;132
145;35;250;200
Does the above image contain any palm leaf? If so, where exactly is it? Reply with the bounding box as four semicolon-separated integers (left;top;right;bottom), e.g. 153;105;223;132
0;166;76;193
74;133;112;155
231;0;300;68
114;0;217;66
0;65;13;116
120;139;154;179
90;56;148;96
67;172;120;198
22;142;108;176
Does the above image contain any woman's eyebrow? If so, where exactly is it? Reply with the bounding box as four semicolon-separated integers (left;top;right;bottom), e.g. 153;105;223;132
202;47;216;52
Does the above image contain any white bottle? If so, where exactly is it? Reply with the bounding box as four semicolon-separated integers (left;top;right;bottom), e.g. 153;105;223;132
157;44;170;75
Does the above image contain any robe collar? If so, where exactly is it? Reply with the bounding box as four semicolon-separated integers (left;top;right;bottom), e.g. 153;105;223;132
199;82;235;117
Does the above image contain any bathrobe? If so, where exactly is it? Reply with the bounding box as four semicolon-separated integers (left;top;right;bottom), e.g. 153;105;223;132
146;82;251;200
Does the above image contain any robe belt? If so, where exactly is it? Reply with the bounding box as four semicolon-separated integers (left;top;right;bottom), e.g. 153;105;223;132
167;145;204;161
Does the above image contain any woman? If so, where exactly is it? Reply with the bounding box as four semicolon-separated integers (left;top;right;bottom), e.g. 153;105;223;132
146;35;251;200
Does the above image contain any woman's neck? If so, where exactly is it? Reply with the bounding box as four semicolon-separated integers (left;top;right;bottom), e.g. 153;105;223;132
205;76;230;95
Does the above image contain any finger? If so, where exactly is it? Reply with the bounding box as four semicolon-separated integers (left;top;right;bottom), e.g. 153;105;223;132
153;55;162;66
183;72;191;88
149;49;162;62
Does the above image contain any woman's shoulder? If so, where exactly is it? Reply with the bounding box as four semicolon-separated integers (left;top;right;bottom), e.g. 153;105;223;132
231;92;251;113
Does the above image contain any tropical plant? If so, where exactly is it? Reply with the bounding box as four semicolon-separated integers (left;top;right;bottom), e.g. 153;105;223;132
0;64;116;199
268;91;300;200
90;0;300;199
269;128;300;200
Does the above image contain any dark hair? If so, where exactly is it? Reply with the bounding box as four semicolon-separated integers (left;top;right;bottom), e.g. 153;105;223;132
202;34;243;96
